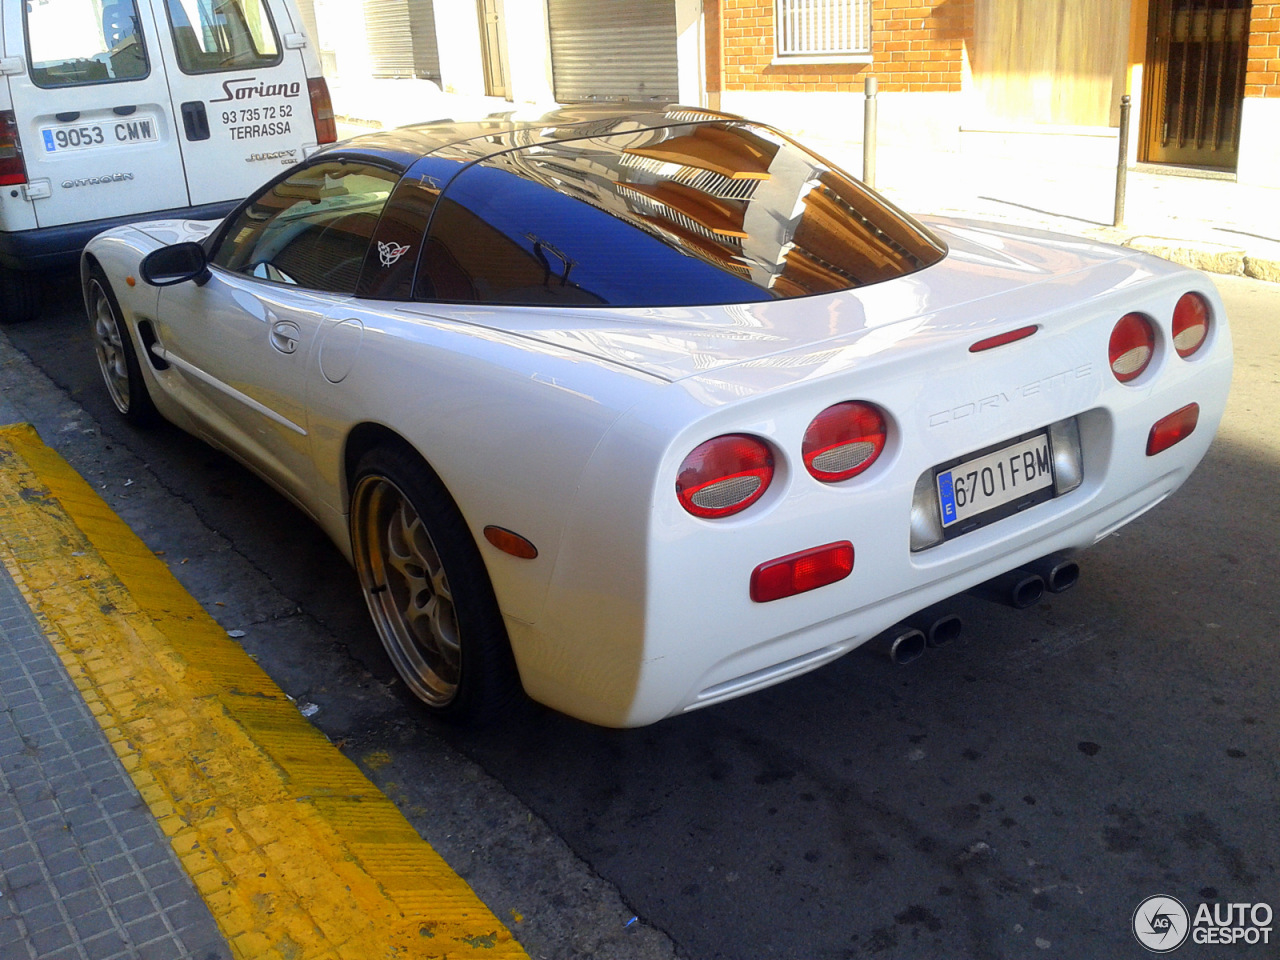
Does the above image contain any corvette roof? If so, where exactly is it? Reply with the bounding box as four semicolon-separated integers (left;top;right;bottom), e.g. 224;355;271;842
316;104;735;170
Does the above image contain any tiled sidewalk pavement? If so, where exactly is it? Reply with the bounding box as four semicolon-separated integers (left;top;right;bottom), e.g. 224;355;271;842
0;564;230;960
0;422;529;959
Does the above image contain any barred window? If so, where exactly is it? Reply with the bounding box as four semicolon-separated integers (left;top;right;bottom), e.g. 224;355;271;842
775;0;872;59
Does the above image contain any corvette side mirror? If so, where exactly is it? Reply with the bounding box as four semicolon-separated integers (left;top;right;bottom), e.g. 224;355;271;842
139;242;211;287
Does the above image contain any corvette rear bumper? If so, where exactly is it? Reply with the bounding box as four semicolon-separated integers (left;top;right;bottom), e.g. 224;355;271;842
507;267;1233;728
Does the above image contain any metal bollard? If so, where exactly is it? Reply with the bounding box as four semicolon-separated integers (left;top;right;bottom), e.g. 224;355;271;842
1114;94;1131;228
863;76;878;189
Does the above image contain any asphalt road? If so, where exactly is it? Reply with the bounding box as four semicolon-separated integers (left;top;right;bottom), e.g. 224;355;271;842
2;269;1276;960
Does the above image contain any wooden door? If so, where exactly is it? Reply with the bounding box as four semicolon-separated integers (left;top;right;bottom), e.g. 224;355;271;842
1141;0;1251;168
971;0;1131;127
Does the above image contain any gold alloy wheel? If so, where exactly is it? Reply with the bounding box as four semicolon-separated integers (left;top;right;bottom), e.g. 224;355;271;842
351;474;462;707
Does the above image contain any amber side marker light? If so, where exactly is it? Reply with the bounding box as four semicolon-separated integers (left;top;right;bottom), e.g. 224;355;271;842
970;325;1038;353
483;525;538;559
750;541;854;603
1147;403;1199;456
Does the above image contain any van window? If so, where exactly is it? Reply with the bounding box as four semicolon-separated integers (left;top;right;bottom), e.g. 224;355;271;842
163;0;281;74
211;161;400;294
25;0;150;88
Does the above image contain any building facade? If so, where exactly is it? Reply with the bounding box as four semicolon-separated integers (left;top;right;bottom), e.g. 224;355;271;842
299;0;1279;186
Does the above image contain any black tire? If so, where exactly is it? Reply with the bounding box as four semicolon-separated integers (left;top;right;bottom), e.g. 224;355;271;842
349;445;523;725
0;265;40;325
86;265;158;425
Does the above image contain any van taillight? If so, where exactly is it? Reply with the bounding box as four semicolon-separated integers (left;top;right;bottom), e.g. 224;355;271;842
308;78;337;144
0;112;27;186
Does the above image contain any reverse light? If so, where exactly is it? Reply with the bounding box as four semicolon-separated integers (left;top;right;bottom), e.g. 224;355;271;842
1147;403;1199;456
750;541;854;603
0;111;27;186
803;401;887;482
676;434;774;519
1172;292;1210;358
1109;313;1156;383
308;78;337;144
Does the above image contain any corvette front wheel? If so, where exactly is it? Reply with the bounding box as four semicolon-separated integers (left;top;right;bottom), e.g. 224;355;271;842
349;446;522;724
87;267;157;425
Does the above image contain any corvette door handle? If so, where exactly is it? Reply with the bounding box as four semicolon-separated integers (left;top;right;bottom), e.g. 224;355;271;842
270;320;301;354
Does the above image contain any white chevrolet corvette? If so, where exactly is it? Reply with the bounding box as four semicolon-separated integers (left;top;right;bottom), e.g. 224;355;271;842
82;106;1232;727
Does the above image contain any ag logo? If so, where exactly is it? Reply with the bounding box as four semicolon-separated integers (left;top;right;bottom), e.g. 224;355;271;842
1133;895;1190;953
377;241;411;267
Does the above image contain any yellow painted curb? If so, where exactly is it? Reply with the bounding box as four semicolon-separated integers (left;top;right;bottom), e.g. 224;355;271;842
0;423;528;959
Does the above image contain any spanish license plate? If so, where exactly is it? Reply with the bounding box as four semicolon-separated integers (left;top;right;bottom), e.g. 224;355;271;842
41;117;159;153
937;432;1054;530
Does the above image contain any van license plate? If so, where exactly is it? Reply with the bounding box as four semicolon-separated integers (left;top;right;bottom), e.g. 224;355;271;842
41;117;159;153
937;433;1054;528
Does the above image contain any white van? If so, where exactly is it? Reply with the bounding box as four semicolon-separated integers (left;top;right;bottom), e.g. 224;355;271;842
0;0;335;322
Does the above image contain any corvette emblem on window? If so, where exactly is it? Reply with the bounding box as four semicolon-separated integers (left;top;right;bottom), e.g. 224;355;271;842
378;241;411;267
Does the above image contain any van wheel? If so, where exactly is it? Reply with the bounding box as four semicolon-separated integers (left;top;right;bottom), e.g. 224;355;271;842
0;266;40;324
87;267;158;425
349;445;523;725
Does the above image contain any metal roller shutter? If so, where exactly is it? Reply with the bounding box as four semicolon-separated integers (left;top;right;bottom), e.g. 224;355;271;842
364;0;441;81
547;0;678;103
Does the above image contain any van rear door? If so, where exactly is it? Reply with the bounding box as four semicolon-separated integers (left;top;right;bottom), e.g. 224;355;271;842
2;0;190;228
148;0;315;206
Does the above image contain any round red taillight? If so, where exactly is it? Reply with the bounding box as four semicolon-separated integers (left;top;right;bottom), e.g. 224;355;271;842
802;401;888;482
676;435;774;519
1172;292;1210;358
1109;313;1156;383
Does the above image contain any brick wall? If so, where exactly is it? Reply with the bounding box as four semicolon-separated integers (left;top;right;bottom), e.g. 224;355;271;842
721;0;970;93
1246;3;1280;98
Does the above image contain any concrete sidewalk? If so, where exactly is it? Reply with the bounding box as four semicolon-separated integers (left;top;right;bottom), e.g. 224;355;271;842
0;561;231;960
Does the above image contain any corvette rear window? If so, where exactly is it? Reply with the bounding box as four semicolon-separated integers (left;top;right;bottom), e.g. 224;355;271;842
414;121;946;308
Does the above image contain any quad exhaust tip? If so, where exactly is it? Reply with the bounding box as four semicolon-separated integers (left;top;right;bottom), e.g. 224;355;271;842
905;607;964;648
969;568;1045;609
969;554;1081;608
875;610;963;665
885;627;926;665
1028;554;1080;594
